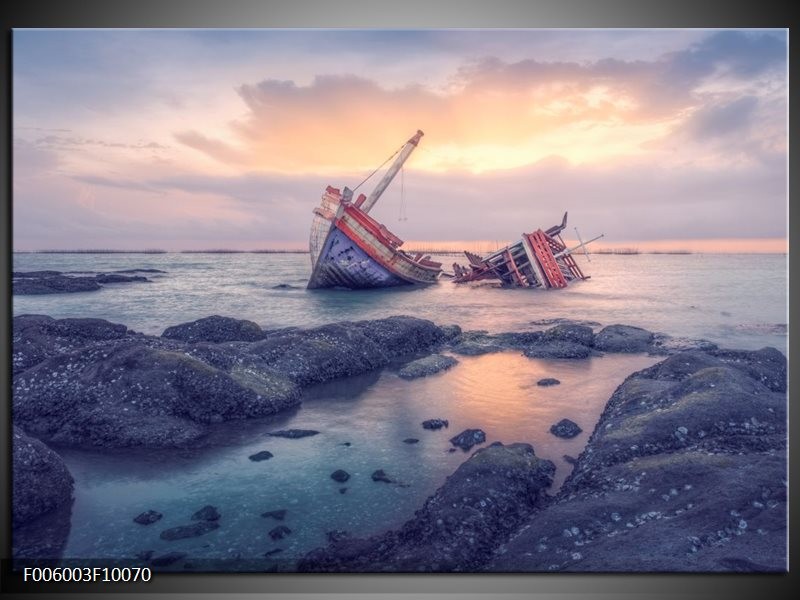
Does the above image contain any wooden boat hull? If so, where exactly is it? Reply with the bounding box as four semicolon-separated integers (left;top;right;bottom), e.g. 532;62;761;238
307;206;441;290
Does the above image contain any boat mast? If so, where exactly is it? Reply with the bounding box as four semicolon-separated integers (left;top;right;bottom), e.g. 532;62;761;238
361;130;424;214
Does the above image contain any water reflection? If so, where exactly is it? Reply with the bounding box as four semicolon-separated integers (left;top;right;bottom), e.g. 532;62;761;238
59;351;657;562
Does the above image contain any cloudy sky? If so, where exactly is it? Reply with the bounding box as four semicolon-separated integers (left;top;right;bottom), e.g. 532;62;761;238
13;29;787;251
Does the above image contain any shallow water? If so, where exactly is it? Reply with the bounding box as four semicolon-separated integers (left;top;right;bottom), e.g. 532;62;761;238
11;252;787;565
13;253;787;352
57;351;657;563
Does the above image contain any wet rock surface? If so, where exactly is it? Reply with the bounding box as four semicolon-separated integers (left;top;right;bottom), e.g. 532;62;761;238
12;428;75;559
330;469;350;483
549;419;583;439
537;378;561;386
398;354;458;379
249;451;274;462
134;510;163;525
488;347;787;572
12;427;74;527
593;324;654;353
448;322;718;362
162;315;266;343
298;443;555;572
449;428;487;451
12;314;446;449
95;273;149;284
422;419;449;430
297;345;786;573
371;469;394;483
523;341;592;359
13;270;152;295
541;324;595;346
266;429;320;439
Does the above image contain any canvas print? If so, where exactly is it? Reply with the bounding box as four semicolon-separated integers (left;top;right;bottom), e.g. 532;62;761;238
11;29;787;573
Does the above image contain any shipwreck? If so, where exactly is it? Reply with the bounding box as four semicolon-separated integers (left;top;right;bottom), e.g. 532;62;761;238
307;130;443;289
307;129;601;290
451;213;603;288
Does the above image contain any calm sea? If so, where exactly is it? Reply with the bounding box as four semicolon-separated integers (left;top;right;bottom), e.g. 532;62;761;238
11;252;788;564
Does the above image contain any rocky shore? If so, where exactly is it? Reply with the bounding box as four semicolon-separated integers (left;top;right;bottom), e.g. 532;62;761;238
11;314;787;571
12;269;162;295
298;345;787;573
12;427;74;559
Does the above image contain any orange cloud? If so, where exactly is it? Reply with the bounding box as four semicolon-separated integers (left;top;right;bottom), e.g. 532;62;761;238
173;32;785;176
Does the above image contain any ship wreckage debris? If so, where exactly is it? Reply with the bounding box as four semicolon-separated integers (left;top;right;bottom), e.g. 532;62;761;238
308;130;602;290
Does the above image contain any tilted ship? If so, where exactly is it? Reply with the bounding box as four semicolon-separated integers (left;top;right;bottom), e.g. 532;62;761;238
307;130;443;289
307;129;601;290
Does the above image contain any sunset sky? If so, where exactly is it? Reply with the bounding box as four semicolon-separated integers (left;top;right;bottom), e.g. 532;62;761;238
13;29;787;252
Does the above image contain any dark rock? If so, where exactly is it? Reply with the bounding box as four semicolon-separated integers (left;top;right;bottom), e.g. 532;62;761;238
264;548;283;557
549;418;583;439
114;269;166;274
371;469;393;483
450;340;500;356
710;346;787;393
95;273;149;284
351;315;445;357
327;530;349;543
136;550;154;561
449;428;487;451
13;315;447;450
339;488;348;494
398;354;458;379
191;505;220;521
523;341;592;359
269;525;292;540
493;331;545;348
448;447;457;453
12;503;72;560
563;454;578;465
542;324;595;346
134;510;163;525
648;333;718;355
272;283;300;289
487;348;787;573
594;324;654;353
331;469;350;483
14;270;63;277
237;316;444;387
13;274;102;295
530;318;601;328
537;378;561;386
267;429;320;439
452;330;546;355
150;552;187;567
439;324;463;341
249;451;274;462
12;426;74;526
261;509;287;520
162;315;266;343
12;314;130;375
403;438;420;444
422;419;449;430
340;442;352;447
298;442;555;572
160;521;219;540
12;336;300;448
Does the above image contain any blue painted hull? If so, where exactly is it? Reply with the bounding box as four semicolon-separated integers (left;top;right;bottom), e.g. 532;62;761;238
307;226;410;289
